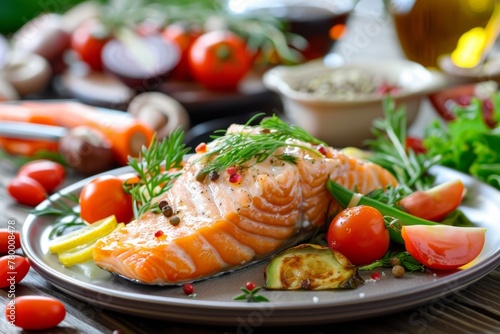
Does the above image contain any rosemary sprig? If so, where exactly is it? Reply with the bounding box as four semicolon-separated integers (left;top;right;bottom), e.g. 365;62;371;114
198;114;326;176
366;98;441;191
126;129;190;218
234;286;269;302
30;194;84;239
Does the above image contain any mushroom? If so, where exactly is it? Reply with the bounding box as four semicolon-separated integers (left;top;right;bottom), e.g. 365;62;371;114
0;78;19;101
1;52;52;96
127;92;190;139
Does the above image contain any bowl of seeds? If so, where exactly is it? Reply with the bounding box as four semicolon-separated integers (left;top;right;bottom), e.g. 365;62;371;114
263;58;447;147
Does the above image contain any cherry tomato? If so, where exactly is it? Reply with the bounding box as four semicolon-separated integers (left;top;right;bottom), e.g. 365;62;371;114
188;30;252;91
79;175;134;224
405;136;427;154
71;19;111;72
7;175;47;207
399;179;465;222
162;22;202;81
402;225;486;270
5;296;66;330
18;159;66;193
0;229;21;255
326;205;390;266
0;255;30;288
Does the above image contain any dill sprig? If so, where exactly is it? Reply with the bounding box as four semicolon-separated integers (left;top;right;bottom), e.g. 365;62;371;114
366;98;441;191
234;286;269;303
126;129;190;218
198;114;326;176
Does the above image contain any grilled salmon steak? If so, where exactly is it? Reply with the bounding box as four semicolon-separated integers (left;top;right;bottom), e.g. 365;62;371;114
93;122;397;285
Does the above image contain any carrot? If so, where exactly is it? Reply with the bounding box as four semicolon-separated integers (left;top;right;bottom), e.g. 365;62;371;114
0;137;59;157
0;102;154;165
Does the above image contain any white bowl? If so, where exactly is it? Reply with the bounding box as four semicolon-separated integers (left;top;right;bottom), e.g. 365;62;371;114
263;58;447;148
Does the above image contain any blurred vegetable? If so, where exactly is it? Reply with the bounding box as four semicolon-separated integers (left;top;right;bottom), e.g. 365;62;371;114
70;18;111;72
5;296;66;330
59;126;114;175
188;30;252;91
0;229;21;254
7;175;47;207
0;255;30;288
424;91;500;190
18;160;66;193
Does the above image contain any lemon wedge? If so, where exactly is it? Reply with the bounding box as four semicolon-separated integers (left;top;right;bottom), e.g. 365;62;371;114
49;215;118;254
58;223;124;267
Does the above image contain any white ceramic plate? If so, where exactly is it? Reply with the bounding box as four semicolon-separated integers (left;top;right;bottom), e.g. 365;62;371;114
21;165;500;326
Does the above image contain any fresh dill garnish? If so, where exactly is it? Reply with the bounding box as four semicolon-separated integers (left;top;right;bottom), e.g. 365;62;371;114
197;114;326;177
30;193;84;239
126;129;190;218
366;98;441;191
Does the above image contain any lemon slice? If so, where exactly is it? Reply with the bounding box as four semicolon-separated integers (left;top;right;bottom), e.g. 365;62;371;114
57;223;125;267
49;215;118;254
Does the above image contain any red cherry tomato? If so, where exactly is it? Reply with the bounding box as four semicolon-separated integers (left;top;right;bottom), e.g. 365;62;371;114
7;175;47;207
5;296;66;330
162;22;202;81
18;159;66;193
0;255;30;288
405;136;427;154
0;229;21;255
326;205;390;266
79;175;134;224
188;30;252;91
402;225;486;270
71;19;111;71
399;179;465;222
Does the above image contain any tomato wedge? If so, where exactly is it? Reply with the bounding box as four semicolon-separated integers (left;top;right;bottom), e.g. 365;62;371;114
399;179;465;222
401;225;486;270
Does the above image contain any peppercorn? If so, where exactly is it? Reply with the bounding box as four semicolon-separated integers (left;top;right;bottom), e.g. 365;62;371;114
162;205;173;218
392;265;405;278
389;257;401;267
208;170;219;181
170;216;181;226
158;200;168;210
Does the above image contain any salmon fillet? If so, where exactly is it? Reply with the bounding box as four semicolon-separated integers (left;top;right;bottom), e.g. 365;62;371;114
93;128;397;285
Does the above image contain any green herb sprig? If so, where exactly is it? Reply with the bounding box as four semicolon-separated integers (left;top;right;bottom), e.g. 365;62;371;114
234;286;269;303
198;114;326;177
359;250;424;272
366;98;441;192
30;194;84;239
126;129;190;218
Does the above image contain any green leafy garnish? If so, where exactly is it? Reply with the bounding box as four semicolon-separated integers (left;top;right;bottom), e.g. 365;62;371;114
234;286;269;303
197;114;326;177
30;194;84;239
358;250;424;272
126;129;190;218
366;98;441;192
424;93;500;190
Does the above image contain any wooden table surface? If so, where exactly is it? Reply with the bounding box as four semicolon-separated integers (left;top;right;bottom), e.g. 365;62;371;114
1;4;500;334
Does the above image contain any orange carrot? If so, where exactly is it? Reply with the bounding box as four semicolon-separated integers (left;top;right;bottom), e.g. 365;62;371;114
0;137;59;157
0;102;154;165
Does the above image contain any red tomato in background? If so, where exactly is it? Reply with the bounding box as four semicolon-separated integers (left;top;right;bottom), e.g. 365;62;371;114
0;255;30;288
406;136;427;154
162;22;202;81
402;225;486;270
7;175;47;207
326;205;390;265
79;175;134;224
399;179;465;222
188;30;252;91
0;229;21;254
5;296;66;330
71;19;111;71
18;160;66;193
